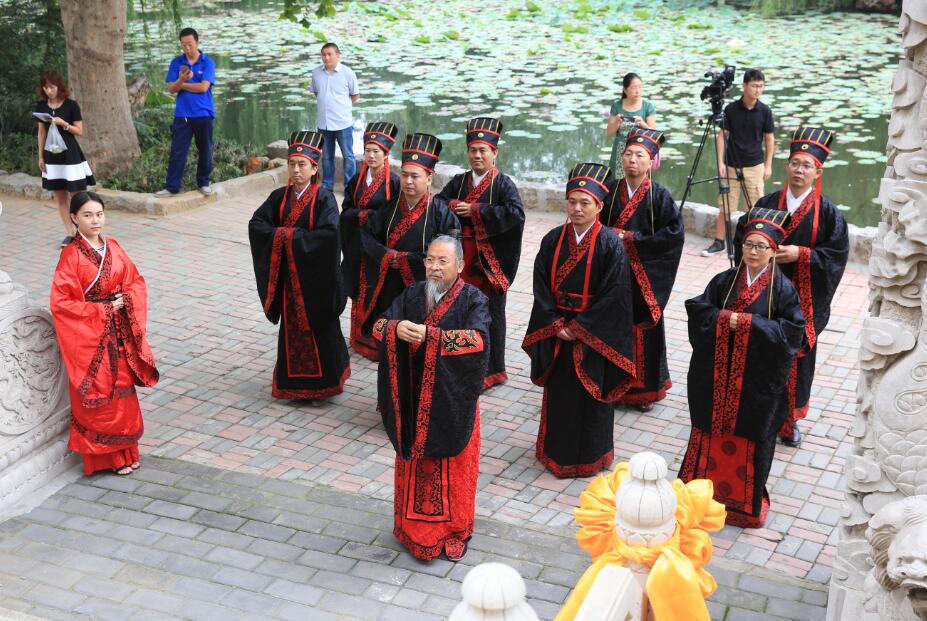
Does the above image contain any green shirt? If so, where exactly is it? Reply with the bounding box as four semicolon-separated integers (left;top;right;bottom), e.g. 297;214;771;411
610;98;656;120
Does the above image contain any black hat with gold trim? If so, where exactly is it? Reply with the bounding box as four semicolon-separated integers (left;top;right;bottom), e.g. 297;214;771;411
625;128;665;159
744;206;790;250
402;133;442;173
567;162;612;205
288;130;324;163
466;117;503;151
364;121;398;154
789;126;833;167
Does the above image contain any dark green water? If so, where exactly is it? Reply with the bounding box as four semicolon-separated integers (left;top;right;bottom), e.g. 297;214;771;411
126;0;896;226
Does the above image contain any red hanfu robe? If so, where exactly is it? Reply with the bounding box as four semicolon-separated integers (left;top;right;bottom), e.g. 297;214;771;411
438;168;525;389
341;163;401;356
373;279;490;560
735;189;848;436
249;182;350;399
600;176;684;405
50;236;159;474
522;222;636;478
355;193;460;360
680;265;804;527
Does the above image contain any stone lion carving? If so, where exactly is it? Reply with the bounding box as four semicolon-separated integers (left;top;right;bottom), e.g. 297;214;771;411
864;496;927;620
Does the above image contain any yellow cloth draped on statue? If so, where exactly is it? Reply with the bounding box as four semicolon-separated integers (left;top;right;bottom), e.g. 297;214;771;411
556;463;726;621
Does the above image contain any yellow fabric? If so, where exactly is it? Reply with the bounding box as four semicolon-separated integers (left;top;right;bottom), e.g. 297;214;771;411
555;464;726;621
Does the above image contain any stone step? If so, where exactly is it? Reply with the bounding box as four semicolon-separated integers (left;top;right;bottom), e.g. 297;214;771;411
0;456;826;621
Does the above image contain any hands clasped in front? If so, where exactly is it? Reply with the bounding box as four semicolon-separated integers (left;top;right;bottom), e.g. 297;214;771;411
397;320;427;344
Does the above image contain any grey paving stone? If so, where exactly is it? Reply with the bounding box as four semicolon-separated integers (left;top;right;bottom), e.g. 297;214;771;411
289;530;346;553
710;584;768;612
264;578;324;606
73;574;136;602
197;526;256;550
271;510;328;533
99;490;154;511
177;491;232;513
318;591;384;619
350;560;412;586
222;588;285;614
131;611;184;621
245;538;303;561
29;563;86;590
111;543;170;569
364;581;400;603
803;587;829;606
75;597;138;620
175;599;239;621
204;545;264;570
25;507;69;526
523;577;570;604
390;553;454;578
157;551;221;579
190;509;247;532
143;500;198;521
149;516;206;539
237;519;295;543
766;596;827;621
253;558;317;582
310;570;372;595
276;602;340;621
296;548;357;573
125;588;185;614
170;576;233;602
21;583;87;611
18;542;74;564
340;541;399;564
153;533;213;558
738;573;804;600
421;593;459;617
211;566;274;592
322;522;380;544
117;565;179;591
376;605;444;621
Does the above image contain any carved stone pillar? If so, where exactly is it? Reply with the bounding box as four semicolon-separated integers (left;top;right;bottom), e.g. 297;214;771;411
828;3;927;618
0;269;77;520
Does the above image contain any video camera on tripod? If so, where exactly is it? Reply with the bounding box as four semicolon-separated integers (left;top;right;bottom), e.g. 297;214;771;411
700;65;736;116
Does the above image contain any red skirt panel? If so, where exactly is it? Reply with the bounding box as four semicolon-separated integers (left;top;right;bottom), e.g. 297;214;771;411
393;408;481;560
68;351;144;475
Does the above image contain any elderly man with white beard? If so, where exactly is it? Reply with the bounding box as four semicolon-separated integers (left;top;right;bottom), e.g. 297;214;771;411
371;235;490;561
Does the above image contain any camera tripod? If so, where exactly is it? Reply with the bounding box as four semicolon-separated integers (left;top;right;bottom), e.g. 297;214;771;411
678;108;754;268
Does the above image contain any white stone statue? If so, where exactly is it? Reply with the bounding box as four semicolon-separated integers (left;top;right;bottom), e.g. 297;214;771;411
829;3;927;618
449;562;539;621
863;496;927;620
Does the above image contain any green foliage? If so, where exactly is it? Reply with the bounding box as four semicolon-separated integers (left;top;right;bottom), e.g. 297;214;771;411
687;22;712;28
0;0;66;143
608;24;635;32
562;23;590;33
0;132;40;177
525;0;542;12
443;30;460;40
280;0;333;29
750;0;855;15
414;35;430;44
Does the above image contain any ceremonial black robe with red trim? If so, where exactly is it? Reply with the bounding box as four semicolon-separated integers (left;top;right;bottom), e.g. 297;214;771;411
601;177;684;405
522;221;636;478
341;165;401;356
373;279;490;560
355;194;460;360
735;190;848;433
680;265;805;527
438;169;524;389
249;183;350;399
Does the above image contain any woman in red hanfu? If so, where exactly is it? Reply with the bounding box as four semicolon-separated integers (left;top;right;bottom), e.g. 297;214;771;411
680;207;805;527
50;192;159;476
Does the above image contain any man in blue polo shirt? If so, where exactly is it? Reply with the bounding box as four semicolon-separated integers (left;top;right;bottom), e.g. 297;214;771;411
156;27;216;197
310;42;359;192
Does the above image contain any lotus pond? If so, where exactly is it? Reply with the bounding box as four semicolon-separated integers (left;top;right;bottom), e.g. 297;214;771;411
126;0;898;226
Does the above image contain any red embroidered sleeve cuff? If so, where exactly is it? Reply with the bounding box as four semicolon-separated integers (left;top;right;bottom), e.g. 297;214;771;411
372;317;389;342
440;329;484;356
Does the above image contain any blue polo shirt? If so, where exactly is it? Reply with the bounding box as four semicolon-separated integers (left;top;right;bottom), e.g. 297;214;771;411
165;51;216;118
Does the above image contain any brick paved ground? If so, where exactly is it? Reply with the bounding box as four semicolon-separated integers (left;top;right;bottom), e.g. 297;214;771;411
0;188;865;616
0;457;827;621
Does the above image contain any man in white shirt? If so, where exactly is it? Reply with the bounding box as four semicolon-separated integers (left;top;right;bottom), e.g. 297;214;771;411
310;42;359;191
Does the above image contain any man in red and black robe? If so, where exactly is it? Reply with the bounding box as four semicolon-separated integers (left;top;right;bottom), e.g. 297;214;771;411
356;133;460;350
249;130;350;400
438;118;524;389
600;128;683;411
523;163;637;478
341;121;402;359
682;208;805;527
735;126;848;447
374;235;490;561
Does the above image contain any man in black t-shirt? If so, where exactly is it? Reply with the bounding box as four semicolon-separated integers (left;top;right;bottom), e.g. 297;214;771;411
703;69;776;256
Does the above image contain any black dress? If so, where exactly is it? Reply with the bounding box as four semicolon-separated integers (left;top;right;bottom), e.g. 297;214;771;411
35;99;95;192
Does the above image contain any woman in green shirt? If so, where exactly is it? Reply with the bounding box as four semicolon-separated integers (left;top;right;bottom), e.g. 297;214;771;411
606;73;657;177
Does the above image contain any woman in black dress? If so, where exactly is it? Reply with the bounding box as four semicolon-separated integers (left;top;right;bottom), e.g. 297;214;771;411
36;70;95;247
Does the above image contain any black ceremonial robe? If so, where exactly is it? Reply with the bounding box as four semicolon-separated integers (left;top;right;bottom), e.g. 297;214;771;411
735;189;848;436
249;182;350;399
356;193;460;360
373;278;490;560
679;265;805;527
600;177;684;405
438;168;525;389
341;163;401;357
522;221;636;478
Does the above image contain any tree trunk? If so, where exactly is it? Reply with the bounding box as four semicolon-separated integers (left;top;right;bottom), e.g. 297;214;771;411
59;0;140;173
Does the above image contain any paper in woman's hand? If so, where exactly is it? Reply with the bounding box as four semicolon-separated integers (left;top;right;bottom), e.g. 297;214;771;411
32;112;54;122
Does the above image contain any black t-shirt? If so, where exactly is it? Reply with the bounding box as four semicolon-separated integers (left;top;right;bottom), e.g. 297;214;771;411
35;98;82;126
721;98;774;167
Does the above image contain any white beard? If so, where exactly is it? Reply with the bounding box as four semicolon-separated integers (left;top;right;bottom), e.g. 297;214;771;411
425;277;449;313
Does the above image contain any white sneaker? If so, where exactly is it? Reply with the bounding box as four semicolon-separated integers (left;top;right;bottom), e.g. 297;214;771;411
154;189;176;198
198;185;214;196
